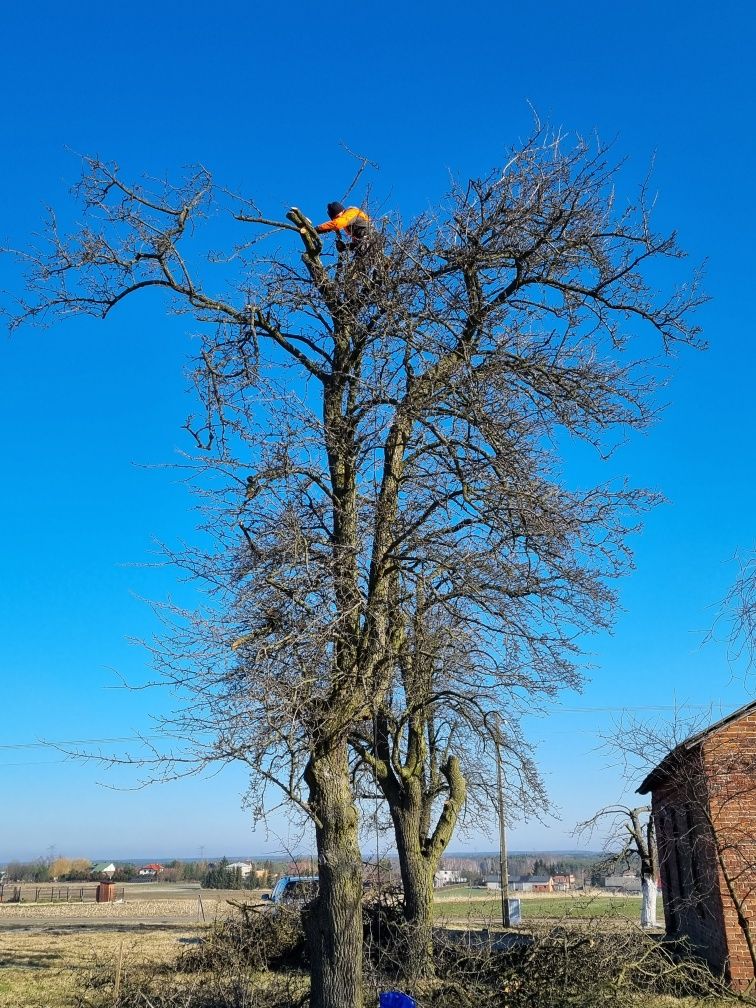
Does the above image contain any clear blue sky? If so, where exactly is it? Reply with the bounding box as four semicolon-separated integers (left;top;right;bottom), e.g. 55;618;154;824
1;0;755;862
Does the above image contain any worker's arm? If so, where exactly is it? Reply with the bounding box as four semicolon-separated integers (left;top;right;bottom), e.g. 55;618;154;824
314;218;341;234
314;207;369;234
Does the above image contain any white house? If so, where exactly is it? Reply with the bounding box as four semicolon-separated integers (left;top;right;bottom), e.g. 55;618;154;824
434;869;465;887
227;862;254;877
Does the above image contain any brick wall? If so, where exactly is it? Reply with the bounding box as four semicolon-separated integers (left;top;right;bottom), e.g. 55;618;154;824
650;713;756;990
701;712;756;989
652;757;728;975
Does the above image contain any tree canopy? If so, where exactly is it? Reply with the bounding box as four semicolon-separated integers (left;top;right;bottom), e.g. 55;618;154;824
7;127;704;1008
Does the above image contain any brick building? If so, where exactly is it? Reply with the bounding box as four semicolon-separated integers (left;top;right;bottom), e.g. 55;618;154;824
507;874;554;892
637;701;756;989
551;873;575;891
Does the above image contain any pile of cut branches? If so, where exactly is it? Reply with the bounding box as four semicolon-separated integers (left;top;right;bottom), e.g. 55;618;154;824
179;901;308;973
422;925;743;1008
76;905;748;1008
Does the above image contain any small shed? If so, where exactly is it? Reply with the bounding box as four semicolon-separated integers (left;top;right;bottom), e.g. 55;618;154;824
637;700;756;990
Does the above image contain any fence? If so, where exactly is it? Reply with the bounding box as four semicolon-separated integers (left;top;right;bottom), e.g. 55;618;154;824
0;883;125;903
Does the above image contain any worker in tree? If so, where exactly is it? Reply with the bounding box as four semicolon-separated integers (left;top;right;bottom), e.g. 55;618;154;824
315;201;371;252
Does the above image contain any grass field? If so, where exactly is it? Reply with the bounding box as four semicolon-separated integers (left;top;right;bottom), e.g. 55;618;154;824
432;891;661;922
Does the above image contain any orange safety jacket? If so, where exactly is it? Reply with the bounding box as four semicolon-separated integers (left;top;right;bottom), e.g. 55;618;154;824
315;206;370;237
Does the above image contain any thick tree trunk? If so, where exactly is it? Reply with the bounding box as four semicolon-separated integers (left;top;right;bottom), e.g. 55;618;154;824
305;743;364;1008
392;810;436;979
641;875;658;928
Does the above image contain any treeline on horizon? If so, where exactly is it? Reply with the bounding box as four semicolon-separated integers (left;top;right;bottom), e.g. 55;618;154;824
2;851;615;887
0;856;292;886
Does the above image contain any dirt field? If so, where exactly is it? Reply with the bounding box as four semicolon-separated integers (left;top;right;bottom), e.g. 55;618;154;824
0;882;657;931
0;923;201;1008
0;884;265;930
0;887;256;1007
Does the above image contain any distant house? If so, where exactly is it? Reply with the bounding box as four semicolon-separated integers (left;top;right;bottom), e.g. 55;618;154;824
603;873;642;893
506;874;554;893
92;862;116;878
434;869;465;888
138;864;164;877
552;873;575;891
527;875;553;893
227;862;254;877
638;700;756;991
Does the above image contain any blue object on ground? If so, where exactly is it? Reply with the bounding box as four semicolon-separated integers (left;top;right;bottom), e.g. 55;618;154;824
379;993;417;1008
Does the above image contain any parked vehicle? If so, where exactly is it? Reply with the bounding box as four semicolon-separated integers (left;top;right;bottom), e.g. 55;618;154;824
262;875;319;907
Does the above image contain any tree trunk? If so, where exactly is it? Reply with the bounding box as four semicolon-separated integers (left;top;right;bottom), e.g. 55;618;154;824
641;875;658;928
392;810;436;979
305;743;364;1008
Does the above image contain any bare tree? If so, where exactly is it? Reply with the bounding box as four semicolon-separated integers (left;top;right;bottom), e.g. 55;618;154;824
722;550;756;668
349;600;469;976
350;593;549;977
576;804;659;927
5;126;703;1008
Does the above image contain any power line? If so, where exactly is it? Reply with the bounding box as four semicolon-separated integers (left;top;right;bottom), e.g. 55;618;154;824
535;702;736;714
0;703;738;754
0;759;68;767
0;735;169;751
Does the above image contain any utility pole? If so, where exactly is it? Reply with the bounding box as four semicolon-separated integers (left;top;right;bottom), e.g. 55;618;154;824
495;714;511;928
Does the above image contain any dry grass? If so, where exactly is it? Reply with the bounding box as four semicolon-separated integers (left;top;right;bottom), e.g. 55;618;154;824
0;899;744;1008
0;898;234;923
0;888;242;1006
0;925;202;1008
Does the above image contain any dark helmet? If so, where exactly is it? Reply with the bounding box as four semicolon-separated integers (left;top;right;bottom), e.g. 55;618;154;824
326;201;345;219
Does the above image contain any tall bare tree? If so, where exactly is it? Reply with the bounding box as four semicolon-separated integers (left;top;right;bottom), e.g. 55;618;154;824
576;804;659;927
6;127;703;1008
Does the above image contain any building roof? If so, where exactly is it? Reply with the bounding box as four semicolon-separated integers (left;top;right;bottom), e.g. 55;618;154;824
92;862;115;873
637;699;756;794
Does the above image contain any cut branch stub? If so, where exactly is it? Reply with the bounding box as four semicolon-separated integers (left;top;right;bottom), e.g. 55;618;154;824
287;207;323;258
